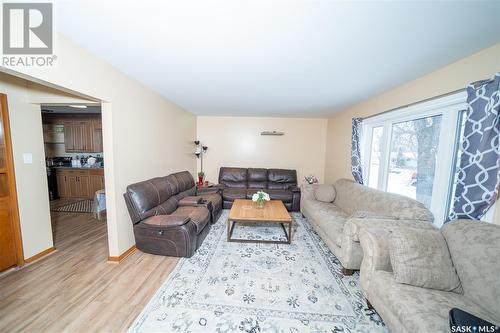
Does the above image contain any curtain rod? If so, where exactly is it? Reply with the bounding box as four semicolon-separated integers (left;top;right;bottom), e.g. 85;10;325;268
361;87;465;121
361;75;496;121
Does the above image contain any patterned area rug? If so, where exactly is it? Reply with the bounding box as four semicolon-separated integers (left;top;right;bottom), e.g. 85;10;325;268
52;200;94;213
129;210;387;333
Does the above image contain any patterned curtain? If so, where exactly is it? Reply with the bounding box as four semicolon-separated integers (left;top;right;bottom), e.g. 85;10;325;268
449;73;500;221
351;117;364;184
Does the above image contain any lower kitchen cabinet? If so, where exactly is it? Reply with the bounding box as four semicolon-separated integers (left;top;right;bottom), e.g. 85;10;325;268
56;168;104;199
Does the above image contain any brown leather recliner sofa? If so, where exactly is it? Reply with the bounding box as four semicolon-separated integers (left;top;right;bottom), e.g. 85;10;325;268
217;167;301;211
123;171;222;257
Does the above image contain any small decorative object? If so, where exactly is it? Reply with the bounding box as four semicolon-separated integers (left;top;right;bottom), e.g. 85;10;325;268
251;190;270;209
304;175;318;184
197;171;205;185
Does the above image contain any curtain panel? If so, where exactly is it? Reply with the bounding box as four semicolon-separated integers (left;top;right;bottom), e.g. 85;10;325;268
449;73;500;221
351;117;364;184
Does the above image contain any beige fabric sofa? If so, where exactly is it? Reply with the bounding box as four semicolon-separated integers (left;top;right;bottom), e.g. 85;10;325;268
359;219;500;333
300;179;434;272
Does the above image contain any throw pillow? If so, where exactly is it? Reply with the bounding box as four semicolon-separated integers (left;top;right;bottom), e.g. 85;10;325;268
389;227;462;293
314;184;336;203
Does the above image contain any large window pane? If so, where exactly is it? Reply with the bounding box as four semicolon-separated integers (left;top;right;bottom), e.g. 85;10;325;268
387;115;442;209
447;110;467;216
368;126;384;188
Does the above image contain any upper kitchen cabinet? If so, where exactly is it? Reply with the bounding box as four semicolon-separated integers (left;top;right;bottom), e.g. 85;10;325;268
43;114;103;153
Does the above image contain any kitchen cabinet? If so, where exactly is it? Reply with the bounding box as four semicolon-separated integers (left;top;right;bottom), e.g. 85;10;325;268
56;168;104;199
43;115;102;153
64;120;93;153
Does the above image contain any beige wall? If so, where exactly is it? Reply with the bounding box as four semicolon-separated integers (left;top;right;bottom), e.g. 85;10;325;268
1;34;197;257
324;43;500;184
0;74;53;259
197;116;327;184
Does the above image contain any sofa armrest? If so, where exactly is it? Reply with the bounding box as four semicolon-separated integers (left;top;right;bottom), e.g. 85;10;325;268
359;228;392;296
178;196;203;206
290;185;301;193
142;215;190;227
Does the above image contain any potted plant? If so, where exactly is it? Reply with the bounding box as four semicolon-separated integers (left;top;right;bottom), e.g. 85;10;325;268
197;171;205;185
251;190;270;209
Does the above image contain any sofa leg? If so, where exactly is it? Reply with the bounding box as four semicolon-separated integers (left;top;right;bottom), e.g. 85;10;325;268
301;213;305;218
366;300;373;310
342;268;354;276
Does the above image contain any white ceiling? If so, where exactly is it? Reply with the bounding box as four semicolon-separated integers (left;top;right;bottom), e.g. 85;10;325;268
55;0;500;117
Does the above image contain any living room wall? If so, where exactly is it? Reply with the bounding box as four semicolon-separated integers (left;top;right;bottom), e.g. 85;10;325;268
324;42;500;224
197;116;327;184
1;34;197;257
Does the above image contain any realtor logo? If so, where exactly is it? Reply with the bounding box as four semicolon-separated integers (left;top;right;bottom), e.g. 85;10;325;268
2;3;53;54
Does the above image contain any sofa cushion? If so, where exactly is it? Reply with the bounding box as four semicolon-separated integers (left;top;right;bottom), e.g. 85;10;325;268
267;169;297;190
370;271;500;333
442;219;500;314
126;177;177;220
219;167;248;188
247;168;268;189
314;184;336;203
171;171;196;192
223;188;247;201
333;178;433;222
171;206;210;234
246;189;293;202
389;228;462;293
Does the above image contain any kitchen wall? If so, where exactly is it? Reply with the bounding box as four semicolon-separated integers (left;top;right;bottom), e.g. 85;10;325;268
197;116;328;183
324;42;500;225
1;34;197;257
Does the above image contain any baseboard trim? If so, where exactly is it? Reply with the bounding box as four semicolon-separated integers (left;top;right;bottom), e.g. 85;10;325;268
107;245;136;263
25;246;56;264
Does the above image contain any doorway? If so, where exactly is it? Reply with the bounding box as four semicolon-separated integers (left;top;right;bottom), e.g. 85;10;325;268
41;104;107;250
0;94;23;272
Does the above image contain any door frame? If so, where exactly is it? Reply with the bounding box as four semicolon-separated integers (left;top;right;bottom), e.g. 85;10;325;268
1;93;24;267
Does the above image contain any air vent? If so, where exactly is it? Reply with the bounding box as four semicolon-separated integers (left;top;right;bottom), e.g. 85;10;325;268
260;131;284;136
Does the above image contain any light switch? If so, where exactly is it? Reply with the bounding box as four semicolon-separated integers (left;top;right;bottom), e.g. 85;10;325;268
23;153;33;164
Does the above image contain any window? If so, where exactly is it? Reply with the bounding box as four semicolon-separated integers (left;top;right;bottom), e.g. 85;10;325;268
362;92;467;226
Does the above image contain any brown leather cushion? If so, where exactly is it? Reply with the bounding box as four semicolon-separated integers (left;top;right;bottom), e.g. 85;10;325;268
178;196;202;206
171;206;210;234
171;171;196;192
219;167;247;188
247;168;268;189
246;189;293;202
199;193;222;209
223;188;247;201
126;177;177;218
143;215;190;227
268;169;297;190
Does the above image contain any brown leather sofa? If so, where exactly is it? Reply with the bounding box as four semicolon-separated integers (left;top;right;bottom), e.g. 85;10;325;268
123;171;222;257
217;167;301;211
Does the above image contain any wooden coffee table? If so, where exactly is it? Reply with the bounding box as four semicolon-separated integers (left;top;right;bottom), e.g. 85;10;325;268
227;199;292;244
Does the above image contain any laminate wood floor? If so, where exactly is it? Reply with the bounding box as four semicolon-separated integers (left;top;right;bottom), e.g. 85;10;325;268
0;202;179;333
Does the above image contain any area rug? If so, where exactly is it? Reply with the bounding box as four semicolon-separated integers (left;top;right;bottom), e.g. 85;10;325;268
52;200;94;213
128;210;387;333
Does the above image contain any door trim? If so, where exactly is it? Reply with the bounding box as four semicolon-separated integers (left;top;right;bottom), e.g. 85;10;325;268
1;93;24;267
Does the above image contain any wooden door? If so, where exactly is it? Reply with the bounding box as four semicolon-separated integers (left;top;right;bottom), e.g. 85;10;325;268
64;121;75;152
0;94;23;271
90;174;104;194
92;129;103;152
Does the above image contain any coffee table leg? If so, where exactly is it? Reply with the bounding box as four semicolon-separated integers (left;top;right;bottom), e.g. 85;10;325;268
288;221;292;244
227;219;231;241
